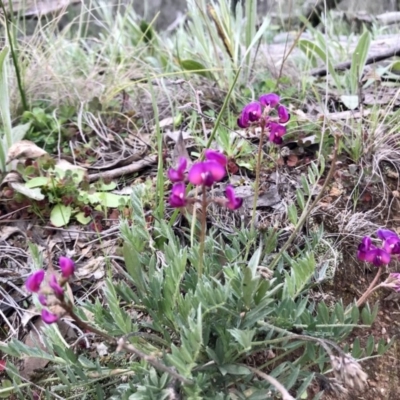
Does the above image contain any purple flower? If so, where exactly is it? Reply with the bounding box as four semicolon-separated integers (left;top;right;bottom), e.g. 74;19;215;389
357;237;375;261
365;248;391;267
188;161;226;186
38;294;47;306
382;235;400;255
268;122;287;144
41;309;58;324
205;149;227;166
377;229;398;240
168;158;187;183
169;182;187;208
259;93;280;107
237;102;262;128
277;105;290;123
25;270;45;293
225;185;243;210
59;256;75;278
49;275;64;297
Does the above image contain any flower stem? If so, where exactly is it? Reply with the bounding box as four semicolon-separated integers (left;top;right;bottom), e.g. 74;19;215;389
356;267;383;307
198;185;207;278
251;123;266;229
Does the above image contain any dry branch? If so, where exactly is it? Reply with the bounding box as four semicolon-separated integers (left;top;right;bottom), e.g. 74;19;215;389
310;45;400;77
88;155;157;182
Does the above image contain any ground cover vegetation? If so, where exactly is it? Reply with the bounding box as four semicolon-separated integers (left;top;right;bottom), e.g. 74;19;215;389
1;0;400;398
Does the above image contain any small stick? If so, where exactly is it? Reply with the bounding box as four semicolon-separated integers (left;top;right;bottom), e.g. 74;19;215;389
311;45;400;77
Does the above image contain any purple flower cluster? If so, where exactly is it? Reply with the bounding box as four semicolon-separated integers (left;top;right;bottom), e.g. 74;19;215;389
237;93;290;144
168;150;242;210
25;257;75;324
357;229;400;267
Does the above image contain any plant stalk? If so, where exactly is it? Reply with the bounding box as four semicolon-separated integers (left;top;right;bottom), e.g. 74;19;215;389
251;121;266;229
198;184;207;278
356;267;383;307
1;1;28;112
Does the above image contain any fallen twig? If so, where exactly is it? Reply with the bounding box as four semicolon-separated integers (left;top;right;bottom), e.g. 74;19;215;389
88;155;157;182
311;45;400;77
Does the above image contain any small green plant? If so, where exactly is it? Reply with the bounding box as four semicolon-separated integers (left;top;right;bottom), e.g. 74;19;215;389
299;29;371;110
22;105;76;152
3;155;130;227
1;159;392;398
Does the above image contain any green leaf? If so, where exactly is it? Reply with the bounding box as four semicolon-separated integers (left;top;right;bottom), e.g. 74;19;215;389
0;380;14;398
139;20;155;43
96;181;117;191
10;182;45;200
179;59;211;79
349;30;371;94
75;212;91;225
50;204;72;227
298;39;341;90
366;335;374;356
350;305;359;324
248;244;262;277
218;364;250;375
0;46;11;170
351;338;362;358
11;122;31;142
94;192;129;208
228;328;255;350
288;203;298;225
361;304;373;325
25;176;49;188
317;302;329;324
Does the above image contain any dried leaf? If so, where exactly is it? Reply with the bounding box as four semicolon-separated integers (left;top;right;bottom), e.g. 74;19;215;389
55;159;87;173
75;256;105;280
0;226;26;241
286;154;299;167
6;140;47;164
171;130;191;166
330;186;343;197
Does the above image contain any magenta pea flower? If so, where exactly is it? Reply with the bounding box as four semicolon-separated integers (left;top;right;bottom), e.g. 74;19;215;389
358;237;391;266
59;256;75;278
377;229;398;240
277;105;290;123
237;102;262;128
205;149;227;166
49;275;64;297
168;158;187;183
382;235;400;255
26;270;45;293
268;122;287;144
225;185;243;210
169;182;187;208
357;237;375;261
377;229;400;254
38;294;47;306
41;309;58;324
259;93;280;107
365;248;391;267
237;93;290;144
188;161;226;187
